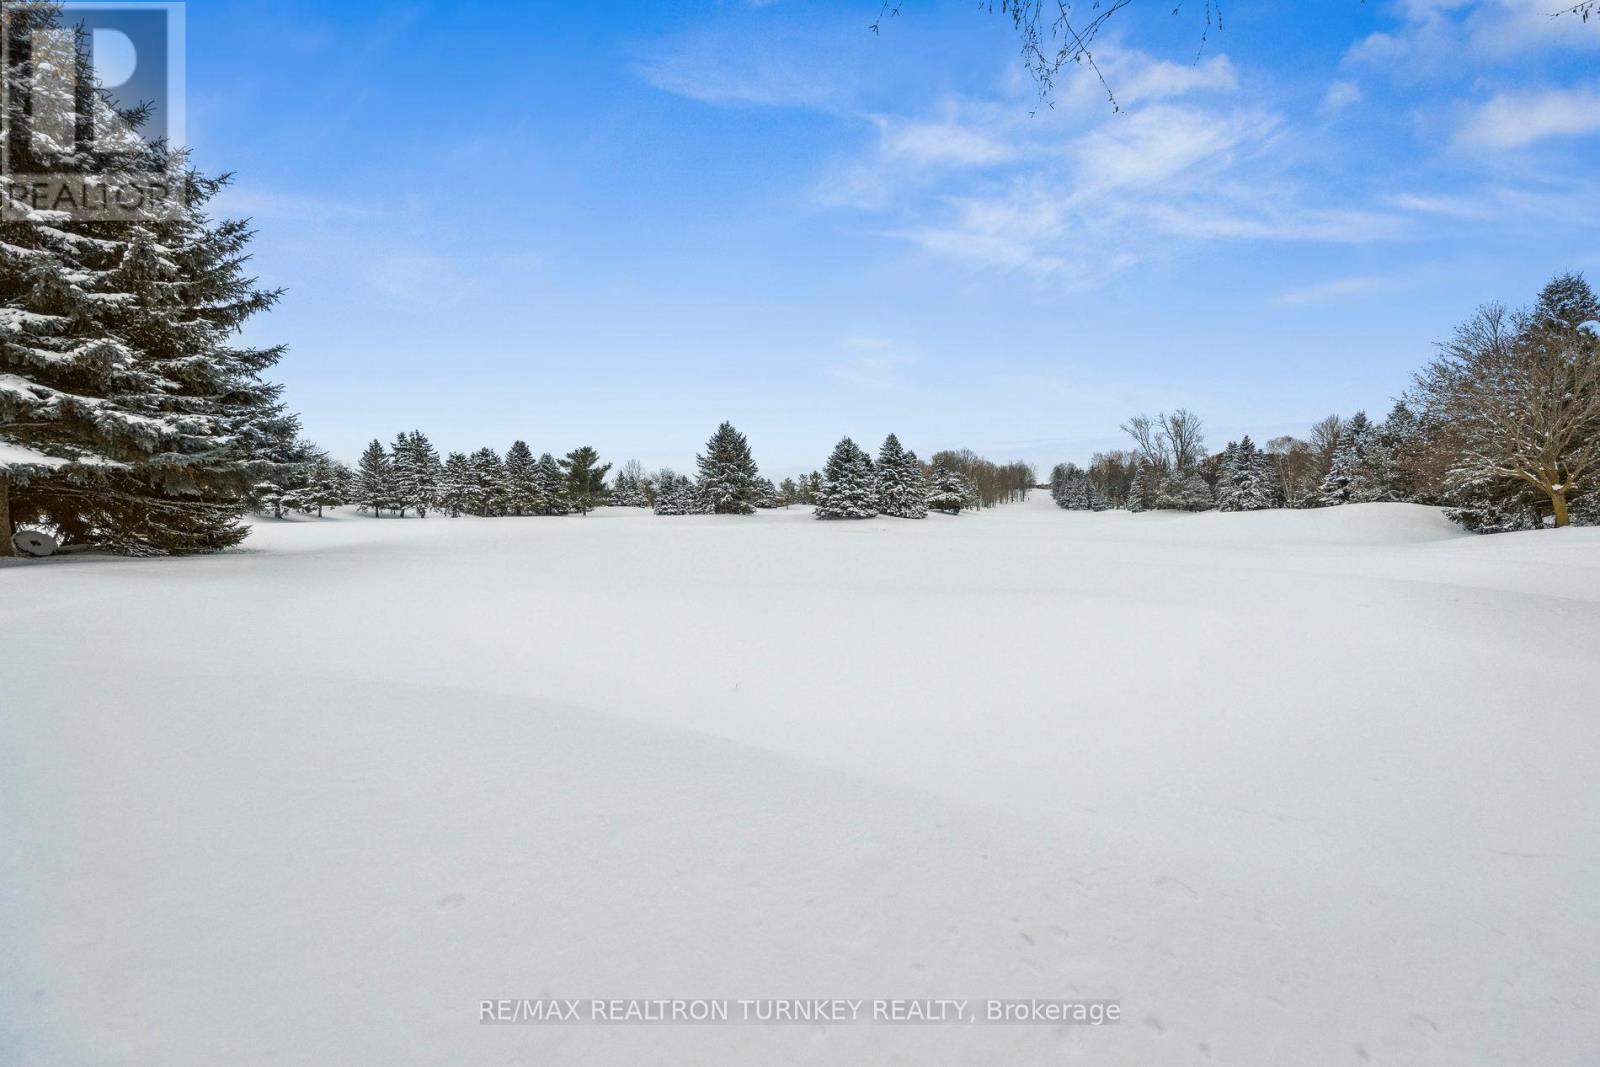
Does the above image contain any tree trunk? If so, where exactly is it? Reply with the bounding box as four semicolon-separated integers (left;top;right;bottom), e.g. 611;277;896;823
1551;489;1569;528
0;475;13;557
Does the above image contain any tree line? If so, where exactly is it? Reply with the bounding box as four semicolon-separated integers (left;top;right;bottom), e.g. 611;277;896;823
249;421;1039;524
1049;273;1600;532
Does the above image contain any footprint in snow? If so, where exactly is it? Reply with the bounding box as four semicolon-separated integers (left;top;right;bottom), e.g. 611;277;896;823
436;893;466;908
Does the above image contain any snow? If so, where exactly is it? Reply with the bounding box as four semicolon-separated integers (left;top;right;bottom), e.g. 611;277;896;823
0;440;80;471
3;496;1598;1064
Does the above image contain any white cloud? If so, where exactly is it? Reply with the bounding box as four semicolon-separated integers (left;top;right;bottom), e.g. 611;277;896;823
1113;54;1239;105
1456;84;1600;148
1275;276;1388;306
1346;0;1600;71
1320;80;1363;116
843;75;1403;280
830;337;921;389
874;116;1017;167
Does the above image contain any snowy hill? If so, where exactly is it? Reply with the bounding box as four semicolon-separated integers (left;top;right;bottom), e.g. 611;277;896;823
4;496;1598;1064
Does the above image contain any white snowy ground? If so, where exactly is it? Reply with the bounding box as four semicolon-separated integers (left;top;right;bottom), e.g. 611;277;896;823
3;496;1598;1065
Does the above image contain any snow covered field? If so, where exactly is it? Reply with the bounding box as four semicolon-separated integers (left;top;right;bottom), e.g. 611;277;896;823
4;495;1598;1065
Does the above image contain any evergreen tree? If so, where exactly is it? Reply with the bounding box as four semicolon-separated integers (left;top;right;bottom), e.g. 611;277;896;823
503;441;537;515
959;472;982;511
752;477;782;509
608;468;650;507
0;4;292;554
1362;401;1421;503
530;452;570;515
354;440;393;517
436;452;473;517
297;455;348;516
814;437;878;519
778;477;799;507
1317;412;1374;505
469;447;508;516
560;446;611;515
1126;465;1159;513
1442;471;1540;533
926;464;966;515
652;474;705;515
1216;436;1279;511
876;434;928;518
695;421;759;514
1156;467;1215;511
390;430;439;517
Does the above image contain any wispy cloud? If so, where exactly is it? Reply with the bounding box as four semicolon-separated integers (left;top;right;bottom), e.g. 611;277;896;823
1275;275;1388;306
823;54;1404;281
1320;80;1363;117
830;336;921;389
1455;83;1600;148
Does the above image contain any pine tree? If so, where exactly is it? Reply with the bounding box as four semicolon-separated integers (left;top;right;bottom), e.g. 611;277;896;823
876;433;928;518
1362;401;1420;503
926;464;966;515
1216;436;1280;511
693;421;759;514
1156;467;1215;511
354;440;393;517
652;474;705;515
530;452;570;515
503;441;537;515
753;477;782;508
390;430;439;517
0;4;291;554
814;437;878;519
1127;465;1158;512
436;452;473;517
1318;412;1373;505
469;447;508;516
608;468;649;507
297;455;347;516
560;446;611;515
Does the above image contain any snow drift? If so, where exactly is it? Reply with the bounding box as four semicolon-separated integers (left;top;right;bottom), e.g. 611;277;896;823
3;496;1597;1064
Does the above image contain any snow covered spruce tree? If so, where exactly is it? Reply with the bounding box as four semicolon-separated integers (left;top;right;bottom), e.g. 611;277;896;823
876;433;927;518
926;464;965;515
503;440;537;515
1317;412;1374;505
753;477;782;509
469;447;508;516
652;473;704;515
354;440;393;516
560;446;610;515
390;430;439;517
1216;436;1281;511
0;3;292;554
695;421;759;514
530;452;570;515
436;452;473;517
295;454;348;516
814;437;877;519
608;464;649;507
1126;464;1157;512
1155;467;1214;511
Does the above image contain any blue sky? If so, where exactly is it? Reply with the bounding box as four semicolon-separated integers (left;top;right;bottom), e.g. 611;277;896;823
172;0;1600;476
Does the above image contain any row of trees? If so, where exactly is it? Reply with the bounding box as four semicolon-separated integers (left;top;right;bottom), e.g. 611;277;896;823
250;422;1037;525
252;432;613;519
1049;273;1600;532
